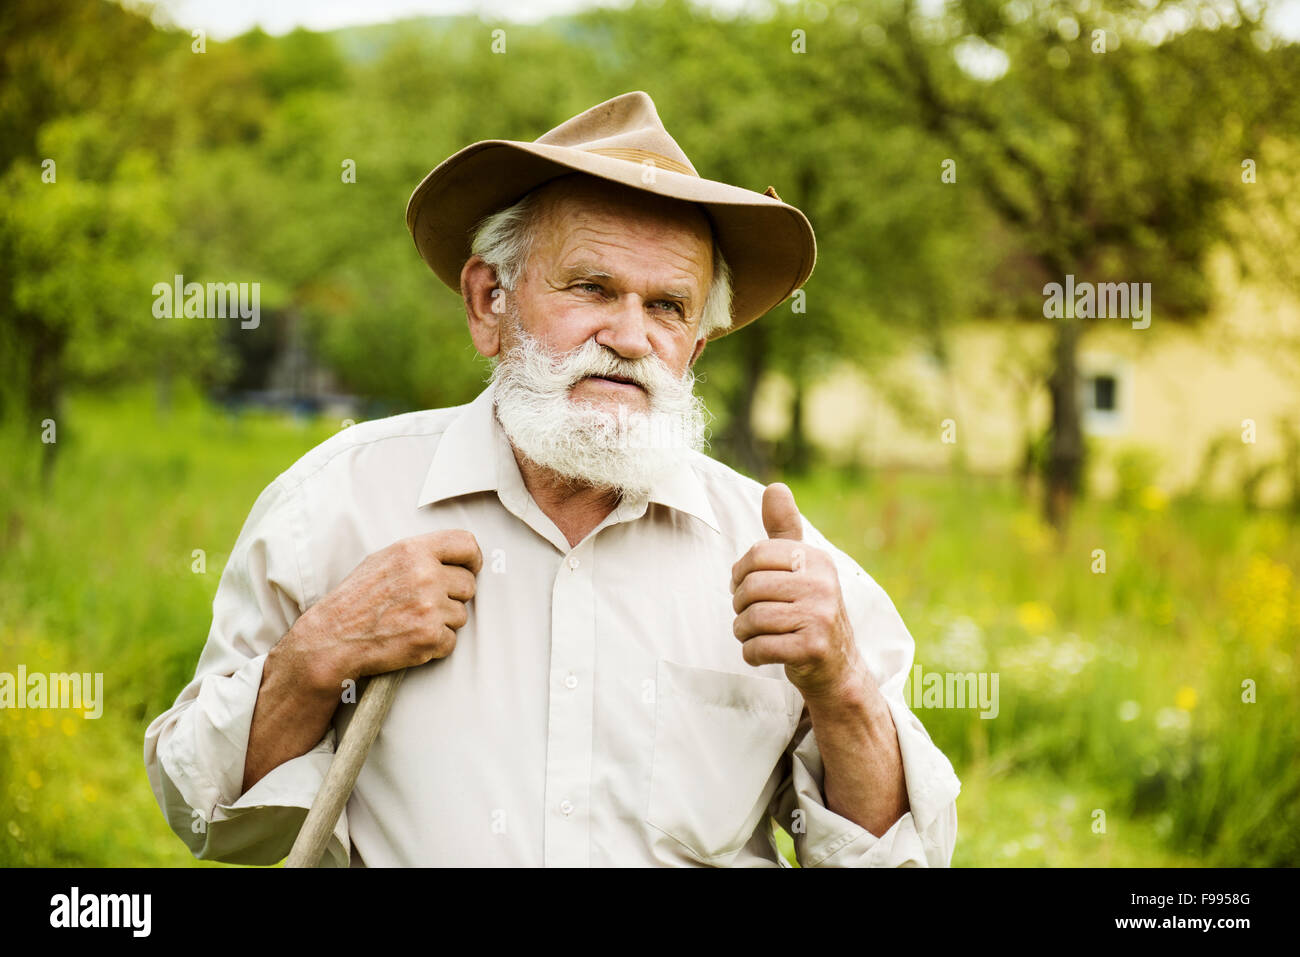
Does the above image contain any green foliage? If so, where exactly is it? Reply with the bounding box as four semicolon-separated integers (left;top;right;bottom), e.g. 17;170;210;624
0;387;337;866
849;0;1300;521
1111;445;1163;509
790;466;1300;866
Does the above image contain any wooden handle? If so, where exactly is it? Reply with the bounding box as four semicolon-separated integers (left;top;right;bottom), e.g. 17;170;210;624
284;669;405;868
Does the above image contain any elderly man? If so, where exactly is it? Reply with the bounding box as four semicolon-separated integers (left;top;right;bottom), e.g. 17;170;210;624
144;91;960;867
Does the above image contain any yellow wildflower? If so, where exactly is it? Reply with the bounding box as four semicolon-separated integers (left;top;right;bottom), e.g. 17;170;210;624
1016;601;1056;633
1140;486;1169;511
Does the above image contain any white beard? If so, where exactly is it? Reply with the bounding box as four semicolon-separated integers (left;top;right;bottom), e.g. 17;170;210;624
489;321;710;499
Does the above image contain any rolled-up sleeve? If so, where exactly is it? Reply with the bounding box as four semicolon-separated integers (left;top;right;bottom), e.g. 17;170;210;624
143;477;350;867
769;522;962;868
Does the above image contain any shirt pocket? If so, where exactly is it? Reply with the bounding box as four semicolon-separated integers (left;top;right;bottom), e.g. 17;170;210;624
645;658;800;864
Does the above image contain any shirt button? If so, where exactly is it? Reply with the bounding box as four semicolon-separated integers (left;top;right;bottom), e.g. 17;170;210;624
567;556;580;570
560;800;574;816
564;673;579;690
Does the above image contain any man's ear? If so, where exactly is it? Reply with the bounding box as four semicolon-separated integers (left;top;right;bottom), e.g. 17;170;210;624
462;255;505;358
688;335;707;368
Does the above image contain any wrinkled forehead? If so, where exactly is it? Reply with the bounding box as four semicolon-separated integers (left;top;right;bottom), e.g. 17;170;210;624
529;174;715;275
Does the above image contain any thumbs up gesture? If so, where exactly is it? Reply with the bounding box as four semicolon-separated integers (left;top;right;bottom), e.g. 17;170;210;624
730;483;866;701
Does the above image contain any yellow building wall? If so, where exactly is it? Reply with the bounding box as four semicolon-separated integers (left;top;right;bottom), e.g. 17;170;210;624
756;270;1300;505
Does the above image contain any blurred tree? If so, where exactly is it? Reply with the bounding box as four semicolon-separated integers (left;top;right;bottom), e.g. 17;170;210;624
859;0;1300;527
0;0;197;482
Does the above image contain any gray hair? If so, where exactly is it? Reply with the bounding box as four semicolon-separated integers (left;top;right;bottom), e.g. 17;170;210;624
470;188;734;340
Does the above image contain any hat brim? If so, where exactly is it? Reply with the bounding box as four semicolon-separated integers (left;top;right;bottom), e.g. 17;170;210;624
405;140;816;340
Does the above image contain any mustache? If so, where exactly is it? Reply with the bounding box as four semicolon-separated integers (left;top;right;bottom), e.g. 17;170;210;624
502;329;695;398
571;351;669;393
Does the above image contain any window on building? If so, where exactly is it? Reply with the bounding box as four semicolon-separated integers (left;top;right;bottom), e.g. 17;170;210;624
1092;374;1117;413
1080;367;1127;435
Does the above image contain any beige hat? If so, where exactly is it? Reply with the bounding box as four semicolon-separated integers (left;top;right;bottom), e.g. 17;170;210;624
405;91;816;340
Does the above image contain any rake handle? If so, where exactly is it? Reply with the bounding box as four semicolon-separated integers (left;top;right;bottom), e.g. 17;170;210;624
284;669;405;868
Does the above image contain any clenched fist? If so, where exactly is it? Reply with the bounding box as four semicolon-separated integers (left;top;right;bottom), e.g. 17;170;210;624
280;529;483;693
730;484;867;702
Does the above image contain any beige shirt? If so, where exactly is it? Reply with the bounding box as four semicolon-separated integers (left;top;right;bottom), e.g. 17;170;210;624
143;381;961;867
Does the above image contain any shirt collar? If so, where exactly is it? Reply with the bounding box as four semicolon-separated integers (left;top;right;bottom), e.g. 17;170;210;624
417;381;721;535
417;381;504;507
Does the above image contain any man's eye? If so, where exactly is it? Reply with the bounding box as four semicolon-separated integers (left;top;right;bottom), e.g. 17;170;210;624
652;300;684;315
574;283;603;294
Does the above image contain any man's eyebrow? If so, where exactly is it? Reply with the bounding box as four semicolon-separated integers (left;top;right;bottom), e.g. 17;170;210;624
558;263;614;282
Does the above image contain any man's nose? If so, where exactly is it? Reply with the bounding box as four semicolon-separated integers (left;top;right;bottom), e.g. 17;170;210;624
594;293;653;360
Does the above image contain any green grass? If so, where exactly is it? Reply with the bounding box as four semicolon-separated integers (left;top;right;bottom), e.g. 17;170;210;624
787;467;1300;866
1;387;1297;866
1;386;338;866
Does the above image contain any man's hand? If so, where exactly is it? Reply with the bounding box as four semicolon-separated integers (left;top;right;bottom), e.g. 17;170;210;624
283;530;484;691
731;486;910;837
241;530;481;794
730;484;867;703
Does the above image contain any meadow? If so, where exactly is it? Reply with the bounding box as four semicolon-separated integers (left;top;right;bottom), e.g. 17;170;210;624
2;387;1297;867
